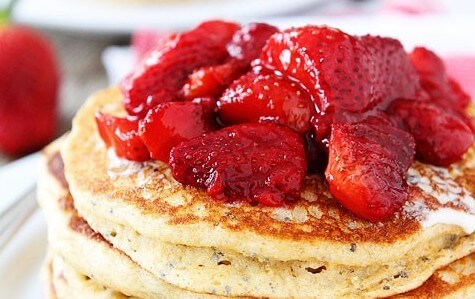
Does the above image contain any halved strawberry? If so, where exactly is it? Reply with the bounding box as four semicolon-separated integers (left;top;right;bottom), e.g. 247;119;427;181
139;99;215;162
169;123;306;206
389;99;474;166
325;115;415;222
95;113;150;161
122;20;240;116
261;26;419;114
218;70;314;133
260;26;419;143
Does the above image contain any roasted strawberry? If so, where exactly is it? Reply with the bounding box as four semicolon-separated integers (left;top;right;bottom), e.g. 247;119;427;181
325;116;415;222
260;26;419;142
182;23;278;100
95;113;150;161
139;99;215;162
170;123;306;206
218;70;314;133
261;26;419;114
389;99;474;166
0;26;59;156
97;21;474;223
409;47;470;111
122;20;240;116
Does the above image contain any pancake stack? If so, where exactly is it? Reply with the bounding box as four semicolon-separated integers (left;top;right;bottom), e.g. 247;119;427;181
38;88;475;298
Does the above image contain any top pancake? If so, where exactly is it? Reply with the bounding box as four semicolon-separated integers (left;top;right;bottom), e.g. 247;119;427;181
62;87;475;265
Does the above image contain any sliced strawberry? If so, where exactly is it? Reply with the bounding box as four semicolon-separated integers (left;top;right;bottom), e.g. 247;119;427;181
182;23;278;100
122;20;240;116
139;99;215;162
389;99;474;166
325;116;415;222
409;47;470;111
95;113;150;161
169;123;306;206
218;70;314;133
182;61;240;99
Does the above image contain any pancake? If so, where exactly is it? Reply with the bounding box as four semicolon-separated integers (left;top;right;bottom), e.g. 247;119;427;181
38;138;217;299
42;250;475;299
60;87;475;297
41;250;475;299
45;253;136;299
41;137;475;298
42;253;57;299
391;251;475;299
84;204;475;298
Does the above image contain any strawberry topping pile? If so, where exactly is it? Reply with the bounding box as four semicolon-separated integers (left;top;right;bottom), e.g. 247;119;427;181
97;21;474;222
122;21;240;117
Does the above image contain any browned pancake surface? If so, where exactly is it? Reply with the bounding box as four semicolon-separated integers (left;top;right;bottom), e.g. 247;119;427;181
62;88;475;263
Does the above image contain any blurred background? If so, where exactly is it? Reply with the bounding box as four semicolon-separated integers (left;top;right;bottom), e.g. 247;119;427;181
0;0;474;165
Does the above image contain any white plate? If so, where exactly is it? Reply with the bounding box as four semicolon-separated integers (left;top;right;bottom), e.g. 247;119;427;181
0;211;47;299
12;0;325;34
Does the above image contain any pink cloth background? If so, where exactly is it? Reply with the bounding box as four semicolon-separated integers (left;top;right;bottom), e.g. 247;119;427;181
382;0;474;98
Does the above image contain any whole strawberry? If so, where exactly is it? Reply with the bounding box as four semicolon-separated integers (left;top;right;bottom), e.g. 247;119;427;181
0;25;60;156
